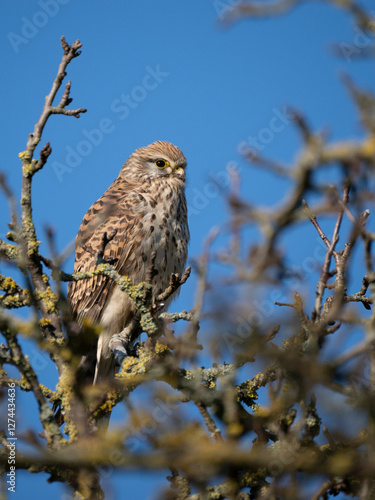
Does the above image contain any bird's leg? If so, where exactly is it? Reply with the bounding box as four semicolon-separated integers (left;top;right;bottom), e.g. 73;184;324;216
109;317;141;366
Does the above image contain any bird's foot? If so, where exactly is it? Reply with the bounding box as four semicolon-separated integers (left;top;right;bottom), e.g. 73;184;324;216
109;334;129;366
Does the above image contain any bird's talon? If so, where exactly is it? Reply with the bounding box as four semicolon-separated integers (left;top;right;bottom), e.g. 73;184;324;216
113;347;128;367
109;336;129;366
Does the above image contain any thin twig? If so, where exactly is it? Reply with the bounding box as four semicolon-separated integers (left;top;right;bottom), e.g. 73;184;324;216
156;267;191;303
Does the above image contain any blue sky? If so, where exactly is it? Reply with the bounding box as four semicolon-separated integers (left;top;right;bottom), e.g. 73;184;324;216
1;1;375;498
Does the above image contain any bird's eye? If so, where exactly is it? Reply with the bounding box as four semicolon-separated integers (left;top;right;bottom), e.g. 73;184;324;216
155;159;169;169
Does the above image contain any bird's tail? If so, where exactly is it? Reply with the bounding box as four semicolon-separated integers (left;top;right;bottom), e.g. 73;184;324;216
93;332;119;432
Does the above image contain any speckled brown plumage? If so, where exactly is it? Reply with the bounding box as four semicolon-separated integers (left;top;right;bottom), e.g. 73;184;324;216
68;141;189;383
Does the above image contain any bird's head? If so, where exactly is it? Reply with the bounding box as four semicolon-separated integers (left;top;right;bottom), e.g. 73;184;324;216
122;141;187;183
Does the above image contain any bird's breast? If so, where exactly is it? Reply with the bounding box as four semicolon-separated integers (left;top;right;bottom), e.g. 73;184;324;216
127;182;189;298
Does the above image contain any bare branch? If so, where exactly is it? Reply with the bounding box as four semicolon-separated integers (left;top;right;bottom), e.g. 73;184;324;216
156;266;191;303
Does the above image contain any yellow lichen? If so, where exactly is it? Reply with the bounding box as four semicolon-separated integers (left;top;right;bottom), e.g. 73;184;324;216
20;374;31;391
55;364;78;441
155;342;170;355
22;163;34;178
18;150;31;161
1;277;18;291
0;242;18;260
35;286;59;313
0;295;27;308
38;318;51;329
238;380;258;400
5;231;15;242
27;238;40;256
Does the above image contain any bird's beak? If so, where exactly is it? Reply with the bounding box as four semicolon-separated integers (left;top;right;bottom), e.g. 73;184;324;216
174;167;186;181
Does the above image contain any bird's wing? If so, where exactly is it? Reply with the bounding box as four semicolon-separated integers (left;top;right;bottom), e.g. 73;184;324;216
68;176;139;325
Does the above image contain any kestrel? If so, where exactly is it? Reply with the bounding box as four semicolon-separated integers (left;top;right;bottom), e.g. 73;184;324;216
68;141;189;384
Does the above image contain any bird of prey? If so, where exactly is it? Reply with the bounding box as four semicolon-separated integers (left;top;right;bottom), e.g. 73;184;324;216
68;141;189;384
